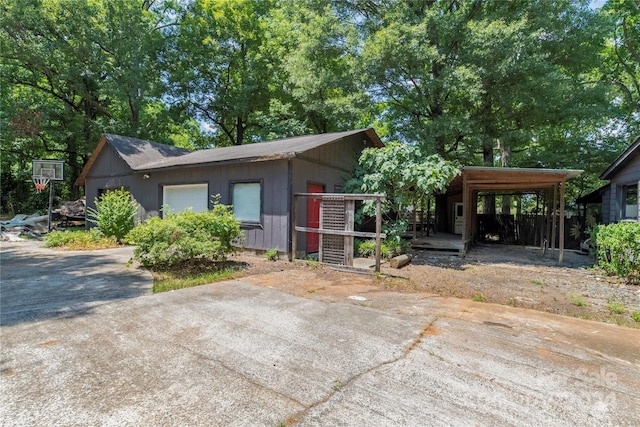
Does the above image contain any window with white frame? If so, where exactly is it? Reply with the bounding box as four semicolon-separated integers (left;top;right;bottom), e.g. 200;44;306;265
232;182;261;223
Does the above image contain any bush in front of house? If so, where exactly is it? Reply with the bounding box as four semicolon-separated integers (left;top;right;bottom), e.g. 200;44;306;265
355;237;408;260
87;188;138;242
592;221;640;284
126;204;243;268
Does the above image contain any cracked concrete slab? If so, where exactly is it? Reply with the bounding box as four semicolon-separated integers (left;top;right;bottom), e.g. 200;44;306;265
297;315;640;426
1;252;428;426
2;241;640;426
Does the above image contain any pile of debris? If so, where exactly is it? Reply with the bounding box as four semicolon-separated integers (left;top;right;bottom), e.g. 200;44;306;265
0;212;49;238
53;198;86;226
0;198;86;238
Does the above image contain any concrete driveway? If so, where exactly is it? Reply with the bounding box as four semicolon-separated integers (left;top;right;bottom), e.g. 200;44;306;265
1;240;639;426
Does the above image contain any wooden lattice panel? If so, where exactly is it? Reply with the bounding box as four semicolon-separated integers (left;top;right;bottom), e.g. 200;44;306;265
321;196;345;265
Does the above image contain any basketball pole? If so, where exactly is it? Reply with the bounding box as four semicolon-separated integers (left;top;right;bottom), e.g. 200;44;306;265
48;180;55;233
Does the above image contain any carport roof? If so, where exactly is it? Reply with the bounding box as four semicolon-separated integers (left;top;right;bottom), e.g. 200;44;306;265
451;166;583;264
447;166;583;194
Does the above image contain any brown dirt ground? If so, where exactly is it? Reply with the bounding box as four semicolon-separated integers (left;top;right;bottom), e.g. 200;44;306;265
230;243;640;329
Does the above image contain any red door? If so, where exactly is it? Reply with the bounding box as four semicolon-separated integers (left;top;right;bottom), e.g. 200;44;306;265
306;183;324;253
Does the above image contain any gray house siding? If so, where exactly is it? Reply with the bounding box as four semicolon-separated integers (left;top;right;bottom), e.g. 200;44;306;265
85;145;291;251
602;188;611;224
85;145;151;219
290;134;375;254
606;154;640;224
80;129;383;255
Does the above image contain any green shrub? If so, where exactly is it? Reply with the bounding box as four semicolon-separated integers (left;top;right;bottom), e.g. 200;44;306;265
87;188;138;242
355;237;408;260
592;222;640;284
126;204;243;268
44;229;118;249
265;248;279;261
606;299;626;315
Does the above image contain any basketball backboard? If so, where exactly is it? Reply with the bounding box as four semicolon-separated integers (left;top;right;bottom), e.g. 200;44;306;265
32;160;64;181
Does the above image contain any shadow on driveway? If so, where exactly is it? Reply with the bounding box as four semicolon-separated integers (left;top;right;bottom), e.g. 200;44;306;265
0;241;152;326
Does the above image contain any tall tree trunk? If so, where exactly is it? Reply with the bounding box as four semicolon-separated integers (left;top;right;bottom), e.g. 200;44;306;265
498;139;511;215
482;137;495;214
235;116;244;146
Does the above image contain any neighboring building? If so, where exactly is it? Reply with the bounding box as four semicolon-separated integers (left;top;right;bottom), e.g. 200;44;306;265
76;129;383;255
600;136;640;224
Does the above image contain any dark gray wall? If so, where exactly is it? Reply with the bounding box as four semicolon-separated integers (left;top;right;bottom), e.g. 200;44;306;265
86;145;290;251
602;188;611;224
605;154;640;223
290;134;377;255
85;132;377;254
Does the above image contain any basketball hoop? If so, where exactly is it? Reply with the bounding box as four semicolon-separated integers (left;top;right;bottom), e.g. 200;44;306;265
33;177;50;193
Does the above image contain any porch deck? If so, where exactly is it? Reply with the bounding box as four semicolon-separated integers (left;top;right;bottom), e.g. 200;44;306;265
410;232;468;256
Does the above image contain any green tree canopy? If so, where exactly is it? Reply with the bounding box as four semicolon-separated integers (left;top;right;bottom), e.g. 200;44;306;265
345;141;459;223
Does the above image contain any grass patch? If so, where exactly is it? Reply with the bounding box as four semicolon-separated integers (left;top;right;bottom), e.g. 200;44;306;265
531;279;543;289
43;229;120;250
606;299;626;315
569;294;586;307
150;261;244;293
631;311;640;323
472;294;486;302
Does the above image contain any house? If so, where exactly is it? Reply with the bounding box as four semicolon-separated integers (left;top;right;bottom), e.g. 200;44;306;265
599;136;640;224
76;129;384;256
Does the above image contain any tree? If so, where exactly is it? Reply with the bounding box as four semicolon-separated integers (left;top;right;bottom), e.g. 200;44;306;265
0;0;196;210
345;141;459;237
166;0;277;146
270;0;371;135
599;0;640;136
356;0;611;168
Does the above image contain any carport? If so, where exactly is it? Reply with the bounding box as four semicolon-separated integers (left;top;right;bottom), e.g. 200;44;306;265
444;167;583;263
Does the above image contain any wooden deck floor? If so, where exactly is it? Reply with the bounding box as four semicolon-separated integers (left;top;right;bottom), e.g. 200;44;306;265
410;233;467;256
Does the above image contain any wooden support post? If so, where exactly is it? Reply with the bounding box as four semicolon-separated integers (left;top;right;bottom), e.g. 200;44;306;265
558;179;566;265
544;189;552;251
551;184;558;252
344;200;355;266
375;197;382;273
318;199;324;262
462;173;468;246
291;195;297;261
637;179;640;222
535;192;541;247
471;190;478;245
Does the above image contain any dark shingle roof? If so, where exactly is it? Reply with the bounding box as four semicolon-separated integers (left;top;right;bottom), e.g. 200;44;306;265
76;129;382;185
139;129;379;171
104;134;192;170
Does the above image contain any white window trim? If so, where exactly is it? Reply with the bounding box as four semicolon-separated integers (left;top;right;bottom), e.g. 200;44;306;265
231;181;262;224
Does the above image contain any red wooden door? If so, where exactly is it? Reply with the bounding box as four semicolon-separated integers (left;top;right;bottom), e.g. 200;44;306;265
306;183;324;253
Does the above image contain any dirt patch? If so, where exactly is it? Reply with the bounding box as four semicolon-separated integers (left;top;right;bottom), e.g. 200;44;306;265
230;244;640;329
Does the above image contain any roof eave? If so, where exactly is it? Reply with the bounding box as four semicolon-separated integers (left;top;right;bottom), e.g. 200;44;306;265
600;136;640;180
135;152;296;173
75;135;107;186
